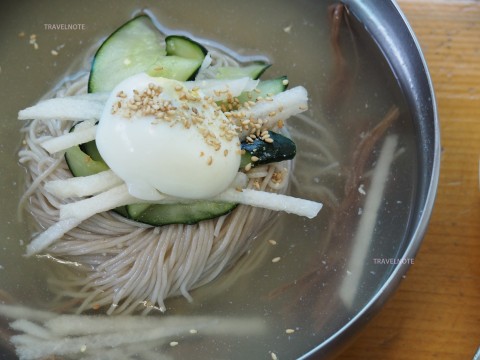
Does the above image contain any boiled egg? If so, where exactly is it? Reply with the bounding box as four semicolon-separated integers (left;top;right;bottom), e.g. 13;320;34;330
96;73;241;200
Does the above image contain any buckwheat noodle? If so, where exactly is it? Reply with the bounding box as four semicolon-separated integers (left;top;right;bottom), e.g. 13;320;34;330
18;27;340;314
18;43;322;315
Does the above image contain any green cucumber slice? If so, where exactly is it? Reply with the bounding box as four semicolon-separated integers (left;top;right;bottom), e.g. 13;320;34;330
161;35;208;80
216;61;271;80
165;35;207;60
146;56;204;80
237;76;288;104
88;15;165;93
240;131;296;168
65;143;109;177
127;203;151;218
131;202;237;226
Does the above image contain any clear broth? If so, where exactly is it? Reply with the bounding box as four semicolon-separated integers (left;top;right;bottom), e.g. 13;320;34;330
0;1;416;359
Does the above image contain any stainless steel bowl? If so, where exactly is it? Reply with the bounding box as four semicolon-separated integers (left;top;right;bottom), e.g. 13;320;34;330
0;0;439;359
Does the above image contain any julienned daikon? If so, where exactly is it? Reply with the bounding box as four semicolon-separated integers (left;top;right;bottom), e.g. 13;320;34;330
21;72;321;255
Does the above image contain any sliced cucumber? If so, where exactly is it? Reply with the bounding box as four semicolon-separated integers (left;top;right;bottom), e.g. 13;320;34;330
127;203;151;218
146;56;204;81
237;76;288;104
240;131;296;168
88;15;165;93
65;143;109;177
146;35;209;80
131;202;237;226
165;35;207;60
80;139;103;162
216;61;271;80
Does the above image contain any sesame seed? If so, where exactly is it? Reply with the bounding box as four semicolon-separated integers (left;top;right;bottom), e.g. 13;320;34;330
51;49;58;56
244;163;252;171
207;156;213;165
251;156;259;162
270;352;278;360
189;329;198;334
272;257;281;263
264;137;274;144
268;239;277;245
169;341;179;347
286;329;295;334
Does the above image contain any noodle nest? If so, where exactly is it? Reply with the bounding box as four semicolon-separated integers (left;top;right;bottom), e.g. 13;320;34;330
19;66;292;315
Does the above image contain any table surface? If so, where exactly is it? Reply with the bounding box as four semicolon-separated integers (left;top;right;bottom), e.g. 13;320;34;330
336;0;480;359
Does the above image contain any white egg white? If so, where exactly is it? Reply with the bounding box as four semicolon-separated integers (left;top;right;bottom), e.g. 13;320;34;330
96;73;241;200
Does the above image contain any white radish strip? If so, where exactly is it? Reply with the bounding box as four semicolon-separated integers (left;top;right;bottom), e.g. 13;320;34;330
0;305;57;322
69;92;110;102
26;218;83;256
9;317;265;359
339;135;399;308
197;53;213;75
214;188;322;219
59;184;142;221
10;320;54;340
186;77;259;100
41;125;97;154
18;98;105;121
45;170;123;199
60;181;321;222
242;85;308;122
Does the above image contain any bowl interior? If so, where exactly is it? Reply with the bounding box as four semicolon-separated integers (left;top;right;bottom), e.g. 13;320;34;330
0;1;437;359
